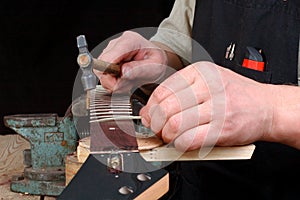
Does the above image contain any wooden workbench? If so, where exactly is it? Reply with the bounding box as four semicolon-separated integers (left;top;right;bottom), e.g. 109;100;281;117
0;134;55;200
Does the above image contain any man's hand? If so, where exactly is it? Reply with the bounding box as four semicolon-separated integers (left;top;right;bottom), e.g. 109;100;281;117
140;61;275;151
94;31;168;93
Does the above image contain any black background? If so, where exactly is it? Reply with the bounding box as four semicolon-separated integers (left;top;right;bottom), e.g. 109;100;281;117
0;0;175;134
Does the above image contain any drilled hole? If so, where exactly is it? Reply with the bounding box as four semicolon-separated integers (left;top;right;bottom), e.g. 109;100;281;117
118;186;134;195
137;173;151;182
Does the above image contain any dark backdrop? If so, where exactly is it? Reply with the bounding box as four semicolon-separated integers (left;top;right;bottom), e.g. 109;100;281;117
0;0;175;134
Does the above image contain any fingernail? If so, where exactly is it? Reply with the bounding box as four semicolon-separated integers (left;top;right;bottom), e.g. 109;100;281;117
149;104;158;116
141;117;150;127
122;66;130;78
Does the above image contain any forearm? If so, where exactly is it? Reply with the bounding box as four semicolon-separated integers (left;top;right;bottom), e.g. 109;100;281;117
266;84;300;149
151;41;184;70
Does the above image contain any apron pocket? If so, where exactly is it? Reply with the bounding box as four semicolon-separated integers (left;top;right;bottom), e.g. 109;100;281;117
223;60;272;83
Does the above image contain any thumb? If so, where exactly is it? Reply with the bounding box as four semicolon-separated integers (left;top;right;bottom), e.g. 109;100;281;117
122;60;167;82
121;60;145;80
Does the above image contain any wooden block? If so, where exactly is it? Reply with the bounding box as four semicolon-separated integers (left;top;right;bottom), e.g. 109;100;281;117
65;153;83;186
136;136;163;151
135;173;169;200
77;137;90;163
0;134;30;174
139;144;256;161
77;136;163;163
69;136;255;187
0;135;55;199
67;136;164;186
76;136;255;163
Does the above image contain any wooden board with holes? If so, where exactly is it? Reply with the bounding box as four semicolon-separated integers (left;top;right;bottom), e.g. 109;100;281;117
77;136;255;162
140;144;256;161
66;136;255;185
66;135;164;185
76;136;163;163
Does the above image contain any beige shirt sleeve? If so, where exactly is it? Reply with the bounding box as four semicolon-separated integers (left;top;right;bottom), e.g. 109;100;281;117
150;0;196;65
151;0;300;85
298;38;300;85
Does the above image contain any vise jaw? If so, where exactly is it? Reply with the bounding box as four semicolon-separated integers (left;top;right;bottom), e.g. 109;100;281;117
4;113;78;196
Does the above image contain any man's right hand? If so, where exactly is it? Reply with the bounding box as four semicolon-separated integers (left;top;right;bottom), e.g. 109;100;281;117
94;31;168;93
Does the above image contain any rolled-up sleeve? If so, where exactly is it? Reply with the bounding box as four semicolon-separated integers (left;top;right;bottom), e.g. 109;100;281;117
150;0;195;65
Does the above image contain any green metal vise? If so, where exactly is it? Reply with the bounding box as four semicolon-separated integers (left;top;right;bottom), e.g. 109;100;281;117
4;113;78;196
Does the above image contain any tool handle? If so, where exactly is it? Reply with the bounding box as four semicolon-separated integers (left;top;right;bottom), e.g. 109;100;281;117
92;58;121;77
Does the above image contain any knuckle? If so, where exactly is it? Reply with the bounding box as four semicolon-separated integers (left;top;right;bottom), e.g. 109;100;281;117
161;129;173;143
122;30;138;38
151;86;165;101
107;38;117;47
167;115;180;133
122;30;133;36
173;133;194;151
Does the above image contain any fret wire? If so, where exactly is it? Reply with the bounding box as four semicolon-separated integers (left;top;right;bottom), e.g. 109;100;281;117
90;112;132;116
90;116;142;123
89;105;131;108
90;115;133;119
90;108;132;112
89;85;141;123
91;98;129;101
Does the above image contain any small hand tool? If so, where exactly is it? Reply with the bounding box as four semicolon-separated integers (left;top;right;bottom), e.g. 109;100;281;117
225;42;235;60
76;34;122;114
75;35;142;139
242;46;265;71
76;35;121;92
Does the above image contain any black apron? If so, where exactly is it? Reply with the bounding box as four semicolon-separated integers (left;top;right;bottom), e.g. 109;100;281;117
164;1;300;200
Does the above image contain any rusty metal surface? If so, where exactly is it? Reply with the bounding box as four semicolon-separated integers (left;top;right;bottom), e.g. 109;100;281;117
24;167;65;181
3;114;78;196
4;114;57;128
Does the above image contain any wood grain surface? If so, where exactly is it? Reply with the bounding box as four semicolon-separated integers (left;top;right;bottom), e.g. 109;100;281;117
0;135;29;174
0;134;55;200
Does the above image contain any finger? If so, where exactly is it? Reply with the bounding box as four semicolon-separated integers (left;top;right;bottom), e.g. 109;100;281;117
151;65;198;102
147;85;203;133
149;104;166;133
140;74;191;127
141;81;210;131
161;101;211;143
111;62;166;93
98;31;142;64
100;49;139;66
97;73;118;92
121;61;166;81
93;68;103;78
173;119;223;152
101;37;120;54
112;79;135;94
133;47;167;64
140;65;202;123
141;62;227;130
173;124;210;151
